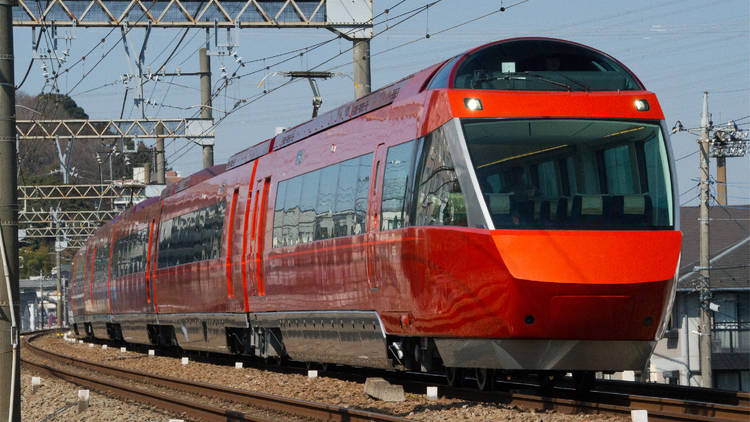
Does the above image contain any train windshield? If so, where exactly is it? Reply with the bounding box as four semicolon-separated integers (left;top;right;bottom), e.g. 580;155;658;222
452;39;642;91
462;119;673;229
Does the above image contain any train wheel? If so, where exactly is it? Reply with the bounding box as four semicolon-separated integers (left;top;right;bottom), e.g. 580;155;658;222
573;371;595;391
446;367;463;387
475;368;494;391
539;372;564;390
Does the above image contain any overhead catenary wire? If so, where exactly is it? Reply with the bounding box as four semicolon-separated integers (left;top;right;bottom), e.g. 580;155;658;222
168;0;533;168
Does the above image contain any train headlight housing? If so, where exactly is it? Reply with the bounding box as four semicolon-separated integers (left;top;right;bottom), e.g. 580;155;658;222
464;97;483;111
634;99;650;111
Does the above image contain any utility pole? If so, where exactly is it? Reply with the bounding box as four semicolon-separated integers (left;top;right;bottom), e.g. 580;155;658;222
156;124;165;184
698;91;713;389
0;0;19;418
199;47;214;169
353;39;371;99
55;213;63;328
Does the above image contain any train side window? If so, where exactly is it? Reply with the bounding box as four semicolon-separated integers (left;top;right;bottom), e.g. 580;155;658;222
315;165;338;241
354;154;373;235
283;177;302;247
381;140;418;230
272;181;287;248
414;128;467;227
299;171;320;244
335;160;358;237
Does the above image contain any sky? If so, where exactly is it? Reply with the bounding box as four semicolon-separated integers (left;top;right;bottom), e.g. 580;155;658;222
12;0;750;206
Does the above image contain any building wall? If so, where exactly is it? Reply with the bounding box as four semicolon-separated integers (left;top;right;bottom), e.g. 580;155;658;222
651;290;750;391
651;292;703;387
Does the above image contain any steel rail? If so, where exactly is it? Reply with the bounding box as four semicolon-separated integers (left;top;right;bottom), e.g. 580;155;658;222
24;332;750;421
392;375;750;422
22;357;273;422
22;333;409;422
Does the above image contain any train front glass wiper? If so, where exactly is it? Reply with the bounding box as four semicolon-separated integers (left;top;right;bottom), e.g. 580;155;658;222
474;72;573;91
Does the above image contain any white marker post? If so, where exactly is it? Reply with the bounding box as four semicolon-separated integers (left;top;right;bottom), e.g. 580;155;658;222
101;344;107;350
426;386;438;400
148;349;155;357
631;410;648;422
31;377;41;394
181;357;189;365
308;370;318;379
235;362;243;369
120;347;126;353
77;389;90;412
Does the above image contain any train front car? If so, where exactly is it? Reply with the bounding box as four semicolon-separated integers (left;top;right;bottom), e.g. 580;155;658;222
399;38;681;380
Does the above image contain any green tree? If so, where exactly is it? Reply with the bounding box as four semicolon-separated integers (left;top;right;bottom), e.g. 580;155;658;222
19;242;54;279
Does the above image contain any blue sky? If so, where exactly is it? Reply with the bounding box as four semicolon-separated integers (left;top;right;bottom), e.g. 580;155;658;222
13;0;750;206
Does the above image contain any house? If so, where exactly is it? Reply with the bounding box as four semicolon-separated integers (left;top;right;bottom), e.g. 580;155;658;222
650;205;750;391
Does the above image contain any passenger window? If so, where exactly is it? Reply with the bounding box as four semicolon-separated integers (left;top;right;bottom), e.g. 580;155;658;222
299;171;320;244
381;140;418;230
272;181;287;248
354;155;371;235
414;128;467;227
316;165;338;241
283;177;302;247
335;160;357;237
156;200;226;268
271;153;373;247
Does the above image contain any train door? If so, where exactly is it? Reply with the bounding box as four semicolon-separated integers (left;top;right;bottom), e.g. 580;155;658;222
241;161;259;311
226;186;241;299
145;218;156;313
366;143;387;291
150;200;165;314
249;177;271;297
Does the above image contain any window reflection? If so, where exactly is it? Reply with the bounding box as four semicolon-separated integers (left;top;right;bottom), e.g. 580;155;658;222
157;200;226;268
272;153;373;248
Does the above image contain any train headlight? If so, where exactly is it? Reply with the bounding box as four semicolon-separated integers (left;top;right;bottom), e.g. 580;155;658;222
464;97;483;111
634;99;650;111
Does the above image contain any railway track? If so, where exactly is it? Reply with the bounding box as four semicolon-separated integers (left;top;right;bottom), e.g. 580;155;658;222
22;332;409;422
376;371;750;422
24;331;750;421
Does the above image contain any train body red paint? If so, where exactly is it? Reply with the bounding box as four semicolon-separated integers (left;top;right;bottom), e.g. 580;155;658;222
69;38;682;376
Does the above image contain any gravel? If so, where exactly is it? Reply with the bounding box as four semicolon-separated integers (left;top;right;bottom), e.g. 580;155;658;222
21;365;183;421
25;333;627;421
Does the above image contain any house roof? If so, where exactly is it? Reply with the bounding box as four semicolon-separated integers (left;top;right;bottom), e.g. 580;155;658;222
678;205;750;291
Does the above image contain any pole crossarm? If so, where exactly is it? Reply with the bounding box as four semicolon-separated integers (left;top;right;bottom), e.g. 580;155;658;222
22;225;98;238
19;184;145;200
12;0;374;29
17;118;214;140
19;210;117;225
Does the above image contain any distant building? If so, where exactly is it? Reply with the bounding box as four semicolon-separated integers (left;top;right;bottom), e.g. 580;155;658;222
650;206;750;391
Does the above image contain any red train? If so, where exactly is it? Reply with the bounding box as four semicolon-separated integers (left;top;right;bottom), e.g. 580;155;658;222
69;38;682;388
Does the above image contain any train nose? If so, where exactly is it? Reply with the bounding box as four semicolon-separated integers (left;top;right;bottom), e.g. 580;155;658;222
489;229;681;340
490;230;682;284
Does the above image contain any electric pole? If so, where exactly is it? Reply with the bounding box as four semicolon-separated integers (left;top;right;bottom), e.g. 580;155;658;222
55;216;63;328
698;91;712;389
156;124;165;184
0;0;19;418
199;47;214;169
353;38;371;99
